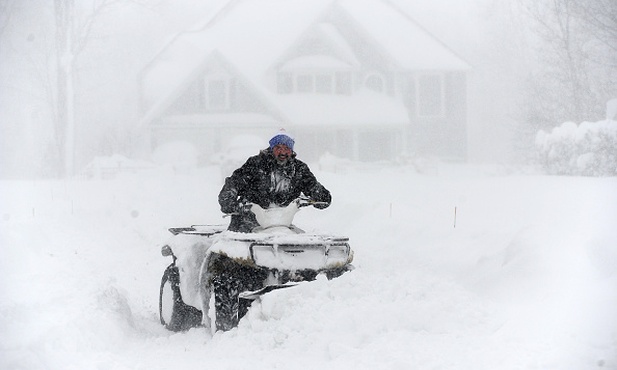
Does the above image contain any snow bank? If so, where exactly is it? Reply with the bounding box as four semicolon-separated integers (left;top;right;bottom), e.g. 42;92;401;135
81;154;156;179
152;141;201;173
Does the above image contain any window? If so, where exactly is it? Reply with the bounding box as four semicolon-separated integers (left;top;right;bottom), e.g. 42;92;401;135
205;78;230;110
417;74;444;117
335;72;351;95
365;74;384;93
277;73;293;94
296;74;314;93
315;74;333;93
277;70;352;94
277;53;354;95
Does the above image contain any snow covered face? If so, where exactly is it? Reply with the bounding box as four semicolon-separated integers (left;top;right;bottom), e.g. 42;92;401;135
272;144;292;164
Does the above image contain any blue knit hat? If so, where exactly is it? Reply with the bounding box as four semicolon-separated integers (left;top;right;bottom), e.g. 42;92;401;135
269;131;294;150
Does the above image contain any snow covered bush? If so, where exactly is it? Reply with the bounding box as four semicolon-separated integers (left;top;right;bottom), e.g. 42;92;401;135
152;141;200;173
81;154;155;179
536;120;617;176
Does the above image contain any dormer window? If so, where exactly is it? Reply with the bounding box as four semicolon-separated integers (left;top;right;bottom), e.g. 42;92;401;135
277;73;293;94
335;72;351;95
294;73;335;94
315;74;333;93
365;74;385;93
296;74;314;93
277;55;354;95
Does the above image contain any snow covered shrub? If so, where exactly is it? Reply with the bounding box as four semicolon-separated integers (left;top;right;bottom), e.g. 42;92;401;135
152;141;199;173
536;120;617;176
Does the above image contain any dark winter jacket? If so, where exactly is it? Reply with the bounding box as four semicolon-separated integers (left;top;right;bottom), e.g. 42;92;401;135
218;148;331;232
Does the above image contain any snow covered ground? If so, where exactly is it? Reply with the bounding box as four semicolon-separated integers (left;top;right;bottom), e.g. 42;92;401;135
1;163;616;370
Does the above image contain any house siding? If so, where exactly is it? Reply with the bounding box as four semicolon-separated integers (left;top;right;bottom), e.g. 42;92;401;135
404;71;467;160
444;72;467;160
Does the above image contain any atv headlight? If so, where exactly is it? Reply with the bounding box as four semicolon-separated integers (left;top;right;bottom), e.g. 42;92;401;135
325;243;350;266
250;243;277;266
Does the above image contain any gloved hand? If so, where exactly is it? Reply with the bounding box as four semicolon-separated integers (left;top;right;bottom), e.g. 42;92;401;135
307;186;331;210
220;199;252;215
237;201;253;214
312;201;329;209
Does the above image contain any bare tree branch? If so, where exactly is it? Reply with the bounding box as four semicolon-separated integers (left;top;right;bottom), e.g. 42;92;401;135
50;0;149;177
516;0;616;130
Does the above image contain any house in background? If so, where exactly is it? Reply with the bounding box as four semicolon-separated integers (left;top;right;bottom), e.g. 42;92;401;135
138;0;470;165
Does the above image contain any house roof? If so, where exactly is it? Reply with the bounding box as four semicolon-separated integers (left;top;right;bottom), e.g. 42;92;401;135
339;0;470;70
140;0;470;126
142;0;329;109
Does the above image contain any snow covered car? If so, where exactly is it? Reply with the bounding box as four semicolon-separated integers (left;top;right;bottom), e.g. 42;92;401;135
158;198;354;332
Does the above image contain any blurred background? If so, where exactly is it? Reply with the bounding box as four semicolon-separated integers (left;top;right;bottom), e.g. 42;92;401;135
0;0;615;179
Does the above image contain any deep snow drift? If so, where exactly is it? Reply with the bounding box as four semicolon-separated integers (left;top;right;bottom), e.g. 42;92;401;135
1;163;616;370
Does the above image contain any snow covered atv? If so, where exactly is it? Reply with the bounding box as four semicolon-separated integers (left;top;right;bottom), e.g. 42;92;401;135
159;197;354;333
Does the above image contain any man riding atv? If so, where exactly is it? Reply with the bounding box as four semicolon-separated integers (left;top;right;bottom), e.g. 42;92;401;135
159;130;352;333
219;130;332;232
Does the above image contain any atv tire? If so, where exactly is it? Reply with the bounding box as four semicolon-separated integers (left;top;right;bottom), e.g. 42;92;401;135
159;263;203;332
212;271;241;331
207;253;267;331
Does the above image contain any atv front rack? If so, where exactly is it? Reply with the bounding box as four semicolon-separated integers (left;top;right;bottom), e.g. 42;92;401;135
168;225;226;236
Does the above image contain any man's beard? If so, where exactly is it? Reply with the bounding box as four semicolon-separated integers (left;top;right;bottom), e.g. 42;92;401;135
275;153;289;164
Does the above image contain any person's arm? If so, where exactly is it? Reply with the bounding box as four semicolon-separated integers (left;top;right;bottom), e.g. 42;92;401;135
298;163;331;208
218;157;255;213
219;176;240;214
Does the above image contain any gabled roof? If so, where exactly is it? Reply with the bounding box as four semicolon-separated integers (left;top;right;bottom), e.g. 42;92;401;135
338;0;470;70
141;50;292;126
141;0;332;111
140;0;470;125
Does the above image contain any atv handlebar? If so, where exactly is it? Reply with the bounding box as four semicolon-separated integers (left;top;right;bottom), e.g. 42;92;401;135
296;196;329;208
223;196;327;217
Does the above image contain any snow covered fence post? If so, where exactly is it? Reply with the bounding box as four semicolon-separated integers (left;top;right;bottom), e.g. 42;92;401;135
454;206;457;228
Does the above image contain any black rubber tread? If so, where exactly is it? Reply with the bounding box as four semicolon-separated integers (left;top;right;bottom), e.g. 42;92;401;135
159;264;203;332
208;253;269;331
